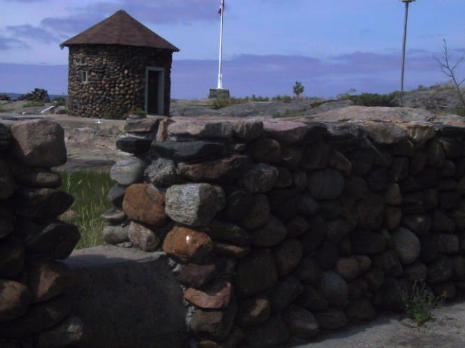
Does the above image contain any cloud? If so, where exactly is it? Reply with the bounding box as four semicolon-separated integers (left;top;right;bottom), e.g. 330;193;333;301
40;0;219;37
1;49;463;97
6;24;62;44
0;36;28;50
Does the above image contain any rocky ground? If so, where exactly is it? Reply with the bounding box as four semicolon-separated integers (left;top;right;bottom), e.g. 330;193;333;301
288;301;465;348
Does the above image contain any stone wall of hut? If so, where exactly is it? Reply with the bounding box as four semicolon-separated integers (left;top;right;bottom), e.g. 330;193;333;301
67;45;173;119
102;115;465;347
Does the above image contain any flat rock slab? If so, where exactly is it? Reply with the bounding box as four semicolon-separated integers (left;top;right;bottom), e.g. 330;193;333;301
66;246;187;348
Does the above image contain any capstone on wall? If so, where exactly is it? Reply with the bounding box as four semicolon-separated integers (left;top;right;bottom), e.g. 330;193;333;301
67;45;173;118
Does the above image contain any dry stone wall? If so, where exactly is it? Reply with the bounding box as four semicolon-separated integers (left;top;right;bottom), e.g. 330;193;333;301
0;119;83;347
104;115;465;347
68;45;173;118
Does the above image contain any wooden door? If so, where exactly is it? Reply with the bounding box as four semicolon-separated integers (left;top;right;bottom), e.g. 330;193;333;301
147;70;160;114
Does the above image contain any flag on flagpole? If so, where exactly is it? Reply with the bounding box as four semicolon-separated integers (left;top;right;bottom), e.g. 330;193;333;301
218;0;224;15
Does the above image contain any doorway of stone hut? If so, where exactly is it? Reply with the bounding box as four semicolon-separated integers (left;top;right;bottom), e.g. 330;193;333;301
145;67;165;115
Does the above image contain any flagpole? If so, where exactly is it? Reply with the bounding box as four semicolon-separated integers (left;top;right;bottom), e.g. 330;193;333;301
217;0;224;89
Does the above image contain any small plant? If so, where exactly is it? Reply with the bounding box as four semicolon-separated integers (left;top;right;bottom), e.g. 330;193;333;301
402;281;441;325
293;81;304;98
53;97;66;106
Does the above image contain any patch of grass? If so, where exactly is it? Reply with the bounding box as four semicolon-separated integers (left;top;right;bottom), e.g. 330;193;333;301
271;95;293;103
129;108;147;116
211;97;249;109
348;92;400;107
0;106;14;113
23;101;46;107
272;109;304;118
402;281;442;326
60;171;114;249
449;107;465;117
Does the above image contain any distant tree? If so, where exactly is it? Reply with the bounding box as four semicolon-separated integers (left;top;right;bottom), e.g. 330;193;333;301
293;81;304;98
435;38;465;108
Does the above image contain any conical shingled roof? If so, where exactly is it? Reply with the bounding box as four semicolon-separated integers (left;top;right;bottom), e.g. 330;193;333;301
61;10;179;51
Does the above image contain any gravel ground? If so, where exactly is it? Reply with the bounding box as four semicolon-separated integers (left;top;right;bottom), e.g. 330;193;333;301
286;302;465;348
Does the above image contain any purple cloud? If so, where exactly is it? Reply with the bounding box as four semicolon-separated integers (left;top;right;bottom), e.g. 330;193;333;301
0;36;28;50
6;24;61;44
41;0;219;37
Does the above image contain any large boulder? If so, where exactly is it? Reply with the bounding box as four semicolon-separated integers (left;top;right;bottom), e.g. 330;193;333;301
165;183;225;227
122;184;168;227
242;163;279;193
0;280;31;322
319;272;348;308
392;227;421;264
110;157;146;185
308;169;345;200
14;188;73;218
283;305;319;339
10;120;66;167
236;249;278;297
163;226;213;263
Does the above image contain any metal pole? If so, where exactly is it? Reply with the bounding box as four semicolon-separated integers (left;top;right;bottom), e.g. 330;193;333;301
400;1;410;106
217;1;224;89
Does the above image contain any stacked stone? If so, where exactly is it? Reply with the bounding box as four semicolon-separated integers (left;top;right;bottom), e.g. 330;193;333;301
0;120;84;347
104;115;465;347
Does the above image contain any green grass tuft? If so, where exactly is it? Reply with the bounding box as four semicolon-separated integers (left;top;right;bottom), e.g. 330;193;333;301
402;281;442;326
60;171;114;249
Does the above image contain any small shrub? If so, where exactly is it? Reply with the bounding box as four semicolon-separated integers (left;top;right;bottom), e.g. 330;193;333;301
311;101;324;108
212;97;232;109
348;92;400;107
402;281;441;325
53;97;66;106
293;81;304;98
129;108;147;117
23;101;45;108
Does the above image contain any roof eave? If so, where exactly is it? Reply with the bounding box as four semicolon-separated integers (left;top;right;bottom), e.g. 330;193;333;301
60;42;179;52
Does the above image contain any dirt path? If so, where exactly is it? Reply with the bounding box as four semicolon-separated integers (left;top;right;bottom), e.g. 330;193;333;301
289;302;465;348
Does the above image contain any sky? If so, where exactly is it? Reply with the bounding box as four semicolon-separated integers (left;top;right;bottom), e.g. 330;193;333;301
1;0;465;98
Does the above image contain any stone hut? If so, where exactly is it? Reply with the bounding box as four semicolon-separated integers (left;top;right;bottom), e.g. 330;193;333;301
61;10;179;118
